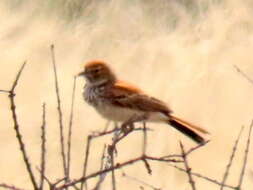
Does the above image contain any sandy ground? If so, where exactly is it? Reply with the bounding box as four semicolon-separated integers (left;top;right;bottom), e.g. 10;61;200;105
0;0;253;189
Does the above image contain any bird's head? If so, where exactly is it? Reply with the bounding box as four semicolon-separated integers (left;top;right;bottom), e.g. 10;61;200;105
78;60;116;86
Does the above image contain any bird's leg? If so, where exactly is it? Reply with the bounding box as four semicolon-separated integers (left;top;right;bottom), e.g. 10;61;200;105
121;113;149;134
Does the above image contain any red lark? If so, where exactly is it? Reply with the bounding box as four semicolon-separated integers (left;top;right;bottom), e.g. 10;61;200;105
78;60;209;144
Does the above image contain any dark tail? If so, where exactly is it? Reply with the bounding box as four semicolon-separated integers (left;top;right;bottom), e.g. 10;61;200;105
168;115;209;144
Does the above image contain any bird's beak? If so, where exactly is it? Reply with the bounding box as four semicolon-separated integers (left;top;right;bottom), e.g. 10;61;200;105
77;71;86;77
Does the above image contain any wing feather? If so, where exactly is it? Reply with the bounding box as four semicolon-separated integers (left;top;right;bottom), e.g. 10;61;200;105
103;81;172;114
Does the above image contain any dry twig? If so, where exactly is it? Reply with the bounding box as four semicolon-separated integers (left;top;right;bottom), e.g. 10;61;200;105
180;142;196;190
237;120;253;189
234;65;253;84
121;172;161;190
168;164;236;189
40;103;47;190
220;126;244;190
66;76;77;181
0;184;25;190
50;44;67;177
81;135;92;190
3;62;39;190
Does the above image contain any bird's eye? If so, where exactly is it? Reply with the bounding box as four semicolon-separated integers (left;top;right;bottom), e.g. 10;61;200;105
93;68;100;73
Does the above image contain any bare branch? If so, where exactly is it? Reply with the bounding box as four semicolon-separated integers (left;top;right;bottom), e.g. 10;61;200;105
142;158;152;175
0;89;10;93
8;62;38;190
169;164;236;189
237;120;253;189
109;145;116;190
142;122;147;155
81;135;92;190
220;126;244;190
40;103;47;190
93;145;107;190
67;76;77;181
234;65;253;85
57;156;144;189
50;44;67;177
0;184;25;190
10;62;26;92
121;172;161;190
180;142;196;190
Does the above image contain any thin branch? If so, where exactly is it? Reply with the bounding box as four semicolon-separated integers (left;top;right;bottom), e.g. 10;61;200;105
237;120;253;189
145;155;182;163
142;158;152;175
66;76;77;181
10;62;26;91
50;44;67;177
160;140;210;160
169;164;236;189
142;122;147;155
109;145;116;190
0;89;10;93
180;142;196;190
0;184;25;190
40;103;47;190
220;126;244;190
57;152;184;190
121;172;161;190
93;145;107;190
8;62;39;190
234;65;253;85
81;135;92;190
57;156;144;189
91;127;152;139
185;140;210;156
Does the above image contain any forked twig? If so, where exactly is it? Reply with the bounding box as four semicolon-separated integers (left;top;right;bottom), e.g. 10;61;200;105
7;62;39;190
50;44;67;177
180;142;196;190
57;156;144;189
168;164;236;189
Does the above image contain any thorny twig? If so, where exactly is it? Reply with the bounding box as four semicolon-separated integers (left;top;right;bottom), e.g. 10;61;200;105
168;164;236;189
66;76;77;182
160;140;210;160
57;156;146;189
3;62;39;190
40;103;47;190
57;153;183;190
51;44;67;177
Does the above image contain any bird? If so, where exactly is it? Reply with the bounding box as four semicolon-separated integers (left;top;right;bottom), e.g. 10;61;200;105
78;60;209;144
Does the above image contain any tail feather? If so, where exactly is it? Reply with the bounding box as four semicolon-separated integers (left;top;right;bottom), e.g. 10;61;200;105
169;115;208;144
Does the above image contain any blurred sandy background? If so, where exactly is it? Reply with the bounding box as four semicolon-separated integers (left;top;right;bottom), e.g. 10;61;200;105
0;0;253;189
